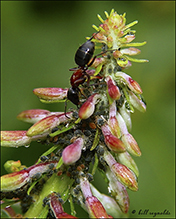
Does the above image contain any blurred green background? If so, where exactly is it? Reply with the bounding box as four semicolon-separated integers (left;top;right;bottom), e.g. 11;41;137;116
1;1;175;218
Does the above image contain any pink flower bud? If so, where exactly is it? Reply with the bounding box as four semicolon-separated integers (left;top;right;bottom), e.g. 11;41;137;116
116;152;139;177
85;196;110;218
106;167;129;213
27;113;72;137
79;93;100;119
90;184;123;217
1;131;31;148
124;34;135;43
91;57;105;68
108;101;121;138
1;170;29;192
105;76;121;100
121;133;141;157
101;123;126;153
17;109;51;124
1;161;57;192
33;87;68;101
50;193;77;218
62;138;84;165
27;115;60;137
104;150;138;191
115;72;143;94
80;176;92;199
121;47;141;56
111;162;138;191
116;111;141;156
129;91;146;112
119;103;132;131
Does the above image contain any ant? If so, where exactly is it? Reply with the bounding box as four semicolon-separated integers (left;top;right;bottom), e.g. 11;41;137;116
65;31;105;117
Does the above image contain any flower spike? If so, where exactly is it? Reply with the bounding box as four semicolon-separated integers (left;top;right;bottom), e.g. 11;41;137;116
1;9;147;218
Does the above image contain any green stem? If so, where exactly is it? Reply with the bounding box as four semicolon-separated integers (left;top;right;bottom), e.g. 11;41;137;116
24;173;74;218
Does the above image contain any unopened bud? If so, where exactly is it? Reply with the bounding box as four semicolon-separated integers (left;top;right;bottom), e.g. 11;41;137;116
106;167;129;213
86;196;110;218
1;131;31;148
121;133;141;156
50;193;77;218
27;113;72;137
4;160;26;173
129;91;146;112
17;109;51;124
108;101;121;138
33;87;68;102
101;123;126;153
111;162;138;191
115;72;143;94
115;152;139;177
105;76;121;100
79;93;100;119
62;138;84;165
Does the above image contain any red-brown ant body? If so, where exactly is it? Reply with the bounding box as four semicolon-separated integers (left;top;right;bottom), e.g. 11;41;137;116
67;32;100;107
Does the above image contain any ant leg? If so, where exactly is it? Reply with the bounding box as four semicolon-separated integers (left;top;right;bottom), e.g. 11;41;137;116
64;99;70;119
88;31;100;41
69;67;79;71
87;50;108;67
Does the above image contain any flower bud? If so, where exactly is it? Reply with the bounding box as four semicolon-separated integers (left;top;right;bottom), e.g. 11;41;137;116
50;193;77;218
90;184;124;218
115;152;139;177
85;196;110;218
115;72;143;94
27;113;72;137
104;150;138;191
124;34;136;43
121;47;141;56
33;87;68;102
1;161;57;192
108;101;121;138
105;76;121;100
17;109;51;124
129;91;146;112
116;111;141;156
62;138;84;165
1;131;31;148
121;133;141;157
4;160;26;173
111;162;138;191
1;170;29;192
106;167;129;213
119;103;132;131
101;123;126;153
79;93;100;119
